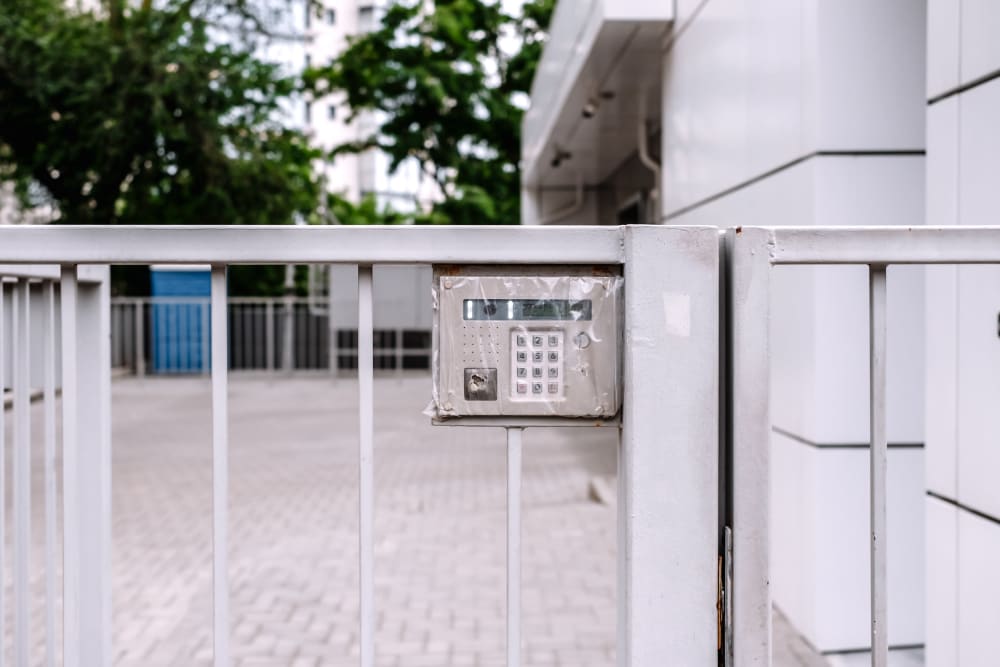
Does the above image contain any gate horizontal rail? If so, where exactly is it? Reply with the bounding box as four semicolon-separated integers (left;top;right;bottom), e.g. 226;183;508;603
0;224;721;667
730;225;1000;667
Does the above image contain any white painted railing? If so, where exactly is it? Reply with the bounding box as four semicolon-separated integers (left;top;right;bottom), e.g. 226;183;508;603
0;225;721;667
729;226;1000;667
0;264;109;667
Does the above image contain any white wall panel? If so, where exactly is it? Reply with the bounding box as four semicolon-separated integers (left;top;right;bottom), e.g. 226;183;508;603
955;264;1000;519
958;511;1000;667
813;448;925;651
924;98;959;498
661;0;807;215
960;0;1000;86
925;264;958;498
770;430;817;642
925;497;957;667
810;157;925;444
814;0;926;151
927;98;960;227
674;0;708;32
926;0;961;98
959;79;1000;226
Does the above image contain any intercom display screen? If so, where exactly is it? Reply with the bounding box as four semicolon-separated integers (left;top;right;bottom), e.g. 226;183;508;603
462;299;592;321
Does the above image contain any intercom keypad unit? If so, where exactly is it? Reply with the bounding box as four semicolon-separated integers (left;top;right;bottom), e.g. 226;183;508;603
431;267;622;419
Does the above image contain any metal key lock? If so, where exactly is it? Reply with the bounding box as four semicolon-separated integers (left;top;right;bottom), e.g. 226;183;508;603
432;266;622;419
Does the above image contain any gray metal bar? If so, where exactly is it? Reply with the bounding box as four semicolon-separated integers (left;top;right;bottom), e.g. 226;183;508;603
0;225;625;265
728;228;773;667
135;300;145;377
211;266;229;667
868;266;888;667
506;427;523;667
0;282;5;667
765;226;1000;265
202;300;211;375
13;281;31;667
283;265;294;372
620;225;720;663
43;281;57;667
60;267;80;667
358;266;375;667
328;264;337;377
75;267;112;664
265;301;275;372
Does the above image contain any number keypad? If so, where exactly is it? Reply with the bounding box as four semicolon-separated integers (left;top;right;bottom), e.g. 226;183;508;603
511;330;564;400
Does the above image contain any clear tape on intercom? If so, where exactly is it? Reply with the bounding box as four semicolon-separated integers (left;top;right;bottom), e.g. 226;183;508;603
427;269;623;420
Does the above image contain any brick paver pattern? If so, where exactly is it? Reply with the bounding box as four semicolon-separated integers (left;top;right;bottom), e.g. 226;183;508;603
5;375;829;666
10;376;617;666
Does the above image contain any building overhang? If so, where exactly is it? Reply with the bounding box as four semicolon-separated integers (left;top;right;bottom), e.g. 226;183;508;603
521;0;672;190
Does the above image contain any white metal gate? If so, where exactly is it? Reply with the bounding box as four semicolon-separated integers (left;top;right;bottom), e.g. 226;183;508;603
0;225;720;667
728;225;1000;667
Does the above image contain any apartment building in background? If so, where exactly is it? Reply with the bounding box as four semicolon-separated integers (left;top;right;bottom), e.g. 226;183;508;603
257;0;436;215
523;1;998;665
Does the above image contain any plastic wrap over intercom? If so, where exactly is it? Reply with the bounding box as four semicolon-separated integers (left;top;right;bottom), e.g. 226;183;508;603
430;266;623;420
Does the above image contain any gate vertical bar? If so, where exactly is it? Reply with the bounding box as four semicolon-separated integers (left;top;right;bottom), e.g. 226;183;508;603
729;228;773;667
265;301;274;372
43;281;57;667
0;281;5;667
202;300;211;375
868;266;888;667
60;267;80;667
358;266;375;667
135;299;145;377
506;427;522;667
76;266;112;665
615;429;625;667
211;266;230;667
13;280;31;667
328;265;338;377
620;226;719;664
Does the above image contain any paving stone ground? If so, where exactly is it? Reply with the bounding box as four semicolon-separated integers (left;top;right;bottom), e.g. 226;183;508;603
5;374;838;666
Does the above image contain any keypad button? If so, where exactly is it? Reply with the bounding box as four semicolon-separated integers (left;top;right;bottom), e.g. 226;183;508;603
516;383;528;394
548;351;558;362
548;383;559;394
516;367;527;378
532;367;542;378
532;335;543;347
548;335;559;347
548;367;558;378
532;351;543;363
516;335;527;347
516;351;527;363
532;383;543;394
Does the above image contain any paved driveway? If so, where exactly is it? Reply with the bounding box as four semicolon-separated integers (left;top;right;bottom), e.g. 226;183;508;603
5;374;841;666
110;375;617;666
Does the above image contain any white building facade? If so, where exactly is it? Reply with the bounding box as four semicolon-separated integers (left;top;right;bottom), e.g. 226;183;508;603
523;0;996;663
924;1;1000;665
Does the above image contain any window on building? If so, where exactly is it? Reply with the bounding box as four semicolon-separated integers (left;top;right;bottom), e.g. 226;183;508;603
358;5;375;30
305;101;312;125
328;104;337;121
326;8;336;25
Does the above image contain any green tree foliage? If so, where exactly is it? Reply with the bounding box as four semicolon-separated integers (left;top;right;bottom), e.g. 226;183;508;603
304;0;555;226
0;0;322;227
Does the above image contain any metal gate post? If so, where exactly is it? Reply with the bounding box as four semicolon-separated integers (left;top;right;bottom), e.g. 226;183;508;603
621;226;719;665
61;265;113;666
728;228;772;666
